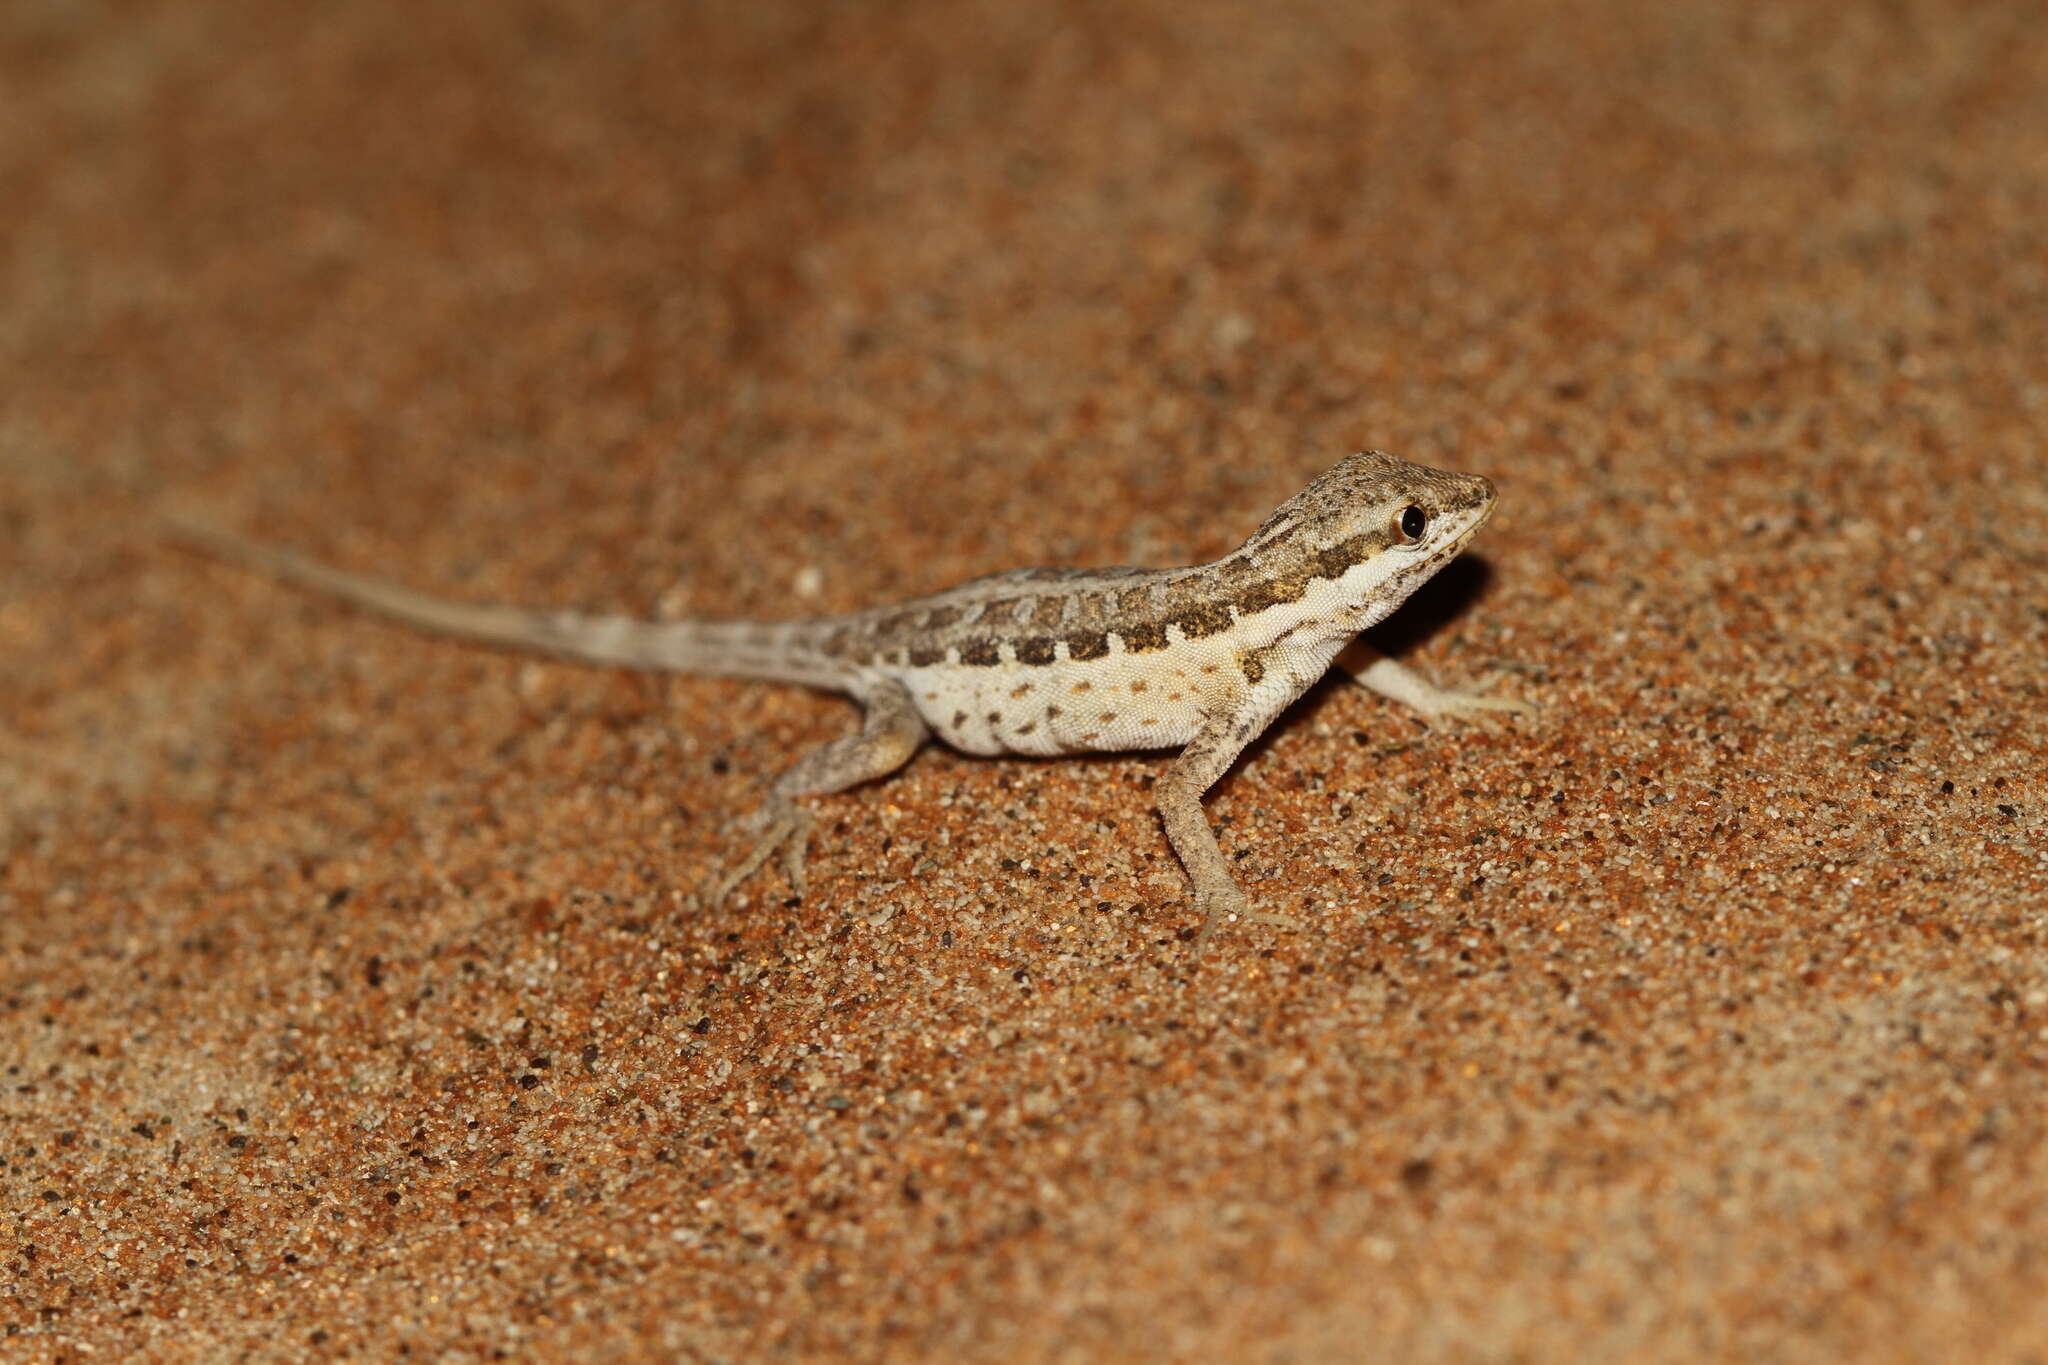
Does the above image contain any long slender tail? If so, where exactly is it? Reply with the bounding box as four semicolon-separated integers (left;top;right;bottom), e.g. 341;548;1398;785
166;520;848;687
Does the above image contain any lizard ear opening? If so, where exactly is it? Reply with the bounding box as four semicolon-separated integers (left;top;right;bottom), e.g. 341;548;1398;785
1396;505;1429;542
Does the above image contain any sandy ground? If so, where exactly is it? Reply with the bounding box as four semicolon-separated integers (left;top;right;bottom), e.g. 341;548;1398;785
4;0;2046;1359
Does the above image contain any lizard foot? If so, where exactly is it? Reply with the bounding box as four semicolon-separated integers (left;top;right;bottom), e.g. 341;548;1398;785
1417;687;1537;721
706;800;814;907
1192;883;1303;953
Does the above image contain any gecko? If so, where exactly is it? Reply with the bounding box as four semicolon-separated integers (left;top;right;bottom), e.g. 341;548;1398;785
172;451;1531;948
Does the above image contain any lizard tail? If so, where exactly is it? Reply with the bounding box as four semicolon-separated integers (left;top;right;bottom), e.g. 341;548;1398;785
166;520;848;687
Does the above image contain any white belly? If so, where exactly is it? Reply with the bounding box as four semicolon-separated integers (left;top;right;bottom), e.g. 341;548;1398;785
900;650;1221;756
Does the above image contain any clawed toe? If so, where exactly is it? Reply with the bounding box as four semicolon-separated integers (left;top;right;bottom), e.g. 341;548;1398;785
1418;690;1536;721
774;807;814;896
706;801;813;906
1192;887;1306;952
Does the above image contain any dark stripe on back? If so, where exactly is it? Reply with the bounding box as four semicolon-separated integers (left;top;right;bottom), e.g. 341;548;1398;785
831;525;1398;668
1120;621;1170;652
1171;601;1234;639
1066;631;1110;661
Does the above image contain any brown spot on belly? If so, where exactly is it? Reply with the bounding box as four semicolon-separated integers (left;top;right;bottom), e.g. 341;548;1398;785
1097;712;1118;724
1200;664;1219;674
986;711;1003;726
952;710;968;729
1129;679;1148;692
1017;721;1037;735
1009;683;1032;699
1070;680;1092;694
1078;731;1100;744
1046;705;1063;721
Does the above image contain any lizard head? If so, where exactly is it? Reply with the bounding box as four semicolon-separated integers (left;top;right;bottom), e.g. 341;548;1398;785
1235;450;1499;634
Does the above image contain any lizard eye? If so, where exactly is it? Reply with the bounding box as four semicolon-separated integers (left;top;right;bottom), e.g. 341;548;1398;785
1396;505;1428;542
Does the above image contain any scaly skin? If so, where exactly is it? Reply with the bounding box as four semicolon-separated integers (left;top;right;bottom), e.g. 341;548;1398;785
171;451;1532;947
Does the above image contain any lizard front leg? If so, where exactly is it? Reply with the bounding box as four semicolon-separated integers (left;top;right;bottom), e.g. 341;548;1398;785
1335;638;1533;720
1157;685;1313;951
708;677;929;906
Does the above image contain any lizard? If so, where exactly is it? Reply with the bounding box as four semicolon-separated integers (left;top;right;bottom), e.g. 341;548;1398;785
171;450;1531;948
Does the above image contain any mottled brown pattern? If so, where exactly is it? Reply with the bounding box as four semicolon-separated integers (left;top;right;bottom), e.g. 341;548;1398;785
1120;621;1170;652
788;452;1496;673
1170;602;1235;640
1310;533;1381;581
1232;575;1305;616
1066;631;1110;661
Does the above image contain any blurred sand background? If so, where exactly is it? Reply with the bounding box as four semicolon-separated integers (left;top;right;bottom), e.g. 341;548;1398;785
3;0;2046;1359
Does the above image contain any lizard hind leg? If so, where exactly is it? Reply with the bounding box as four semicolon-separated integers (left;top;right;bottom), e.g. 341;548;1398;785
704;678;929;908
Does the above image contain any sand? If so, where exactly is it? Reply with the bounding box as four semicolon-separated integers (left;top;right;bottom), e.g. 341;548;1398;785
4;0;2045;1359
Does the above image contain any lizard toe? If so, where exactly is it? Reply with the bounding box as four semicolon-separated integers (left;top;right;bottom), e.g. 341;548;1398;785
706;800;810;907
